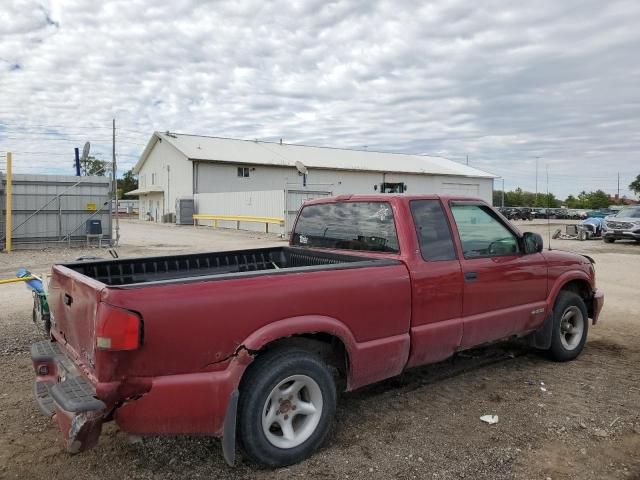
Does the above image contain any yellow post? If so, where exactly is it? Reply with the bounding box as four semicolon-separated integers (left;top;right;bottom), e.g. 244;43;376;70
5;152;12;253
0;276;34;285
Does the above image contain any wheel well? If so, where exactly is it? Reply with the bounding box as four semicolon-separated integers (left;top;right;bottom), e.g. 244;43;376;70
255;333;349;388
560;279;593;317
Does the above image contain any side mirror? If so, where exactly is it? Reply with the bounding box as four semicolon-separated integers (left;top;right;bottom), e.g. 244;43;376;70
523;232;543;254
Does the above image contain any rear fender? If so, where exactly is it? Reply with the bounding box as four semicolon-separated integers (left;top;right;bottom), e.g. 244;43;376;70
238;315;409;391
238;315;357;380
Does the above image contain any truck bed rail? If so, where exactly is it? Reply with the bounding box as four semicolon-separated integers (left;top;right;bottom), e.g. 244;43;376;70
63;247;370;286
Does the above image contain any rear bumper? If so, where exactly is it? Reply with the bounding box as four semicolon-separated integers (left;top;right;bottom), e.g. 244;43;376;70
31;340;248;458
31;341;106;453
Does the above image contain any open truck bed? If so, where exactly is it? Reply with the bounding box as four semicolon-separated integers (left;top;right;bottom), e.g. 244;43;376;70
63;246;389;286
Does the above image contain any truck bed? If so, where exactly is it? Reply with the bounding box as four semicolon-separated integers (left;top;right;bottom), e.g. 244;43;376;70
63;246;393;286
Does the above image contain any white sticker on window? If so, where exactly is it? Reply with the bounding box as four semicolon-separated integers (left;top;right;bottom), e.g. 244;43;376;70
375;207;391;221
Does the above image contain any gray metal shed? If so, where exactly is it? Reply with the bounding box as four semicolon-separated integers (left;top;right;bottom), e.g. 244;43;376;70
1;173;112;250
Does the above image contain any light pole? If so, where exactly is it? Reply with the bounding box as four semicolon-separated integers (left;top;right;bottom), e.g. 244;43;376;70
535;156;542;204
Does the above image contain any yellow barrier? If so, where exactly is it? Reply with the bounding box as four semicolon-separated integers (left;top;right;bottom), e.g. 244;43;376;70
193;214;284;233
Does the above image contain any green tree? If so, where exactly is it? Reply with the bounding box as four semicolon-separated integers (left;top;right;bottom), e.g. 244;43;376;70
506;187;524;206
118;169;138;199
83;156;108;176
564;195;578;208
493;190;503;206
539;192;560;208
587;189;611;209
630;174;640;196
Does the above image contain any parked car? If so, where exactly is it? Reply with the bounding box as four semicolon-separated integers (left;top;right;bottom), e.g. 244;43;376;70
603;206;640;243
499;207;519;220
519;207;534;221
586;208;616;218
533;208;548;219
548;208;569;219
31;195;604;467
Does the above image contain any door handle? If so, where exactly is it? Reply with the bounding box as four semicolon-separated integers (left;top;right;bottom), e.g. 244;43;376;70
464;272;478;282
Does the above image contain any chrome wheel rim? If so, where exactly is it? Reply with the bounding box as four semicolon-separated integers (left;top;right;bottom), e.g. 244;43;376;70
560;306;585;350
261;374;323;449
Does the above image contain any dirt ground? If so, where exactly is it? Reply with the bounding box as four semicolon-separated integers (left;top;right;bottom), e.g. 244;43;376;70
0;219;638;480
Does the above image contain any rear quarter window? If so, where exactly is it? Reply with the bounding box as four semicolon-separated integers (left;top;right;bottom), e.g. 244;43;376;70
292;201;400;253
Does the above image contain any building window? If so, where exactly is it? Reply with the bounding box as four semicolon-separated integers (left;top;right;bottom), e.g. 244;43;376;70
381;182;406;193
151;173;156;184
237;167;250;178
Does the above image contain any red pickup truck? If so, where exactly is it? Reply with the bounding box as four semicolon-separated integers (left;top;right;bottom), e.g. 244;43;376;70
31;195;604;467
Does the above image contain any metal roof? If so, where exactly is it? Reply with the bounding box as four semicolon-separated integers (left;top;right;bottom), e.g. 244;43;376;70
134;132;496;179
124;185;164;196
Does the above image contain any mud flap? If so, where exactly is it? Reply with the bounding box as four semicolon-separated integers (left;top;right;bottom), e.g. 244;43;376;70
222;390;239;466
529;310;554;350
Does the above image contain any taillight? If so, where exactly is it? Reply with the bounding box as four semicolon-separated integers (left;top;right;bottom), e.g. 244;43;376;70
96;303;142;351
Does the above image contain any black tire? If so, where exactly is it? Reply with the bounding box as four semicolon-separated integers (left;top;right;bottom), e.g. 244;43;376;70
548;291;589;362
603;237;615;243
238;348;337;468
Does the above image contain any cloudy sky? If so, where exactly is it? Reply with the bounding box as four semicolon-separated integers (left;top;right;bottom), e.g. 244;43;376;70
1;0;639;199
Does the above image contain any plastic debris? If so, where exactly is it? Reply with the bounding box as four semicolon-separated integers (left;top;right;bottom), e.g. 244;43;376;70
480;415;499;425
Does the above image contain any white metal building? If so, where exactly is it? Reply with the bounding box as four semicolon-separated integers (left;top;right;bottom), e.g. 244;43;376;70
129;132;496;232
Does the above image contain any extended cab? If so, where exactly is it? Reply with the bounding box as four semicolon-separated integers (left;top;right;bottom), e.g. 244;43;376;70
31;195;604;467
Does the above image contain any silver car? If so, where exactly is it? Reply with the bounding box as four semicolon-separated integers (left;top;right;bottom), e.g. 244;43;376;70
603;206;640;243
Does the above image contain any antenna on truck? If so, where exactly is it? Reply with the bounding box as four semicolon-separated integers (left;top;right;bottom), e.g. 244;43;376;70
547;164;552;250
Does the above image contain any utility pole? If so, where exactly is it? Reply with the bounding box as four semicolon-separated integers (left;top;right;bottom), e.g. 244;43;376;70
5;152;12;252
74;147;81;176
502;178;505;208
617;172;620;201
167;164;171;216
466;154;469;165
535;157;540;203
113;118;120;245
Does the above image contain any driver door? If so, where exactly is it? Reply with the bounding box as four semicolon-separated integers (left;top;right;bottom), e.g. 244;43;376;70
449;203;547;348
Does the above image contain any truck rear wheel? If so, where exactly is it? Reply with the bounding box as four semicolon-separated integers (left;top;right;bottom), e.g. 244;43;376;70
548;291;589;361
238;348;336;467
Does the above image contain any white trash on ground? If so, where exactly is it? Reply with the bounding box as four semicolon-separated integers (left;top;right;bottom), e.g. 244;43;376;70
480;415;499;425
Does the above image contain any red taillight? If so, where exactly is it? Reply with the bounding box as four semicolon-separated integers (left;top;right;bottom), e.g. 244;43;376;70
96;303;142;351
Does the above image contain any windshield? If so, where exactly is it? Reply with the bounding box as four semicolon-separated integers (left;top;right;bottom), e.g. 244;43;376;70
616;207;640;218
292;201;400;253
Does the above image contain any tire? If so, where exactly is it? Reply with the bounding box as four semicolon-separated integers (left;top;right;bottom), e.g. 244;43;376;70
238;348;337;468
603;237;615;243
548;291;589;362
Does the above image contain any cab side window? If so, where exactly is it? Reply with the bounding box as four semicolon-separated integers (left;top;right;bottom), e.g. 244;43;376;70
451;204;520;259
410;200;457;261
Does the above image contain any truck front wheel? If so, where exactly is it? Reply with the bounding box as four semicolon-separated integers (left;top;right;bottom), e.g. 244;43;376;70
548;291;589;361
238;348;337;467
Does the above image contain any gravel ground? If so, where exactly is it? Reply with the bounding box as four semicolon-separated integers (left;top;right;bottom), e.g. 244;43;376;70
0;219;639;480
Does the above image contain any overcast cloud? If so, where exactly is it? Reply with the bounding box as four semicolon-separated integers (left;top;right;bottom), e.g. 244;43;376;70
1;0;639;198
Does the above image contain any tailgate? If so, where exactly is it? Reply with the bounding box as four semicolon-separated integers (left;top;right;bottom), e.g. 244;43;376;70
48;264;105;372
